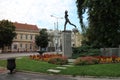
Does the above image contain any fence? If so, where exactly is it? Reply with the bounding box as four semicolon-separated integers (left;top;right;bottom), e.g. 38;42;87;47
100;45;120;57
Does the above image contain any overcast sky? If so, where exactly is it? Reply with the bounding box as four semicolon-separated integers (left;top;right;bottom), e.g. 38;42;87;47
0;0;87;31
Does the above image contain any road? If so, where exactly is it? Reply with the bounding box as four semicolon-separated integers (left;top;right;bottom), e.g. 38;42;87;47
0;52;38;60
0;52;62;60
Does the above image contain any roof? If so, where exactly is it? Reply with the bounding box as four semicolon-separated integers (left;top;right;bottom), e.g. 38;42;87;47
13;22;39;31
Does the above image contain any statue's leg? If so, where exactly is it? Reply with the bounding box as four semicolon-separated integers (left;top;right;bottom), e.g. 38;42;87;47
64;21;67;31
68;21;76;28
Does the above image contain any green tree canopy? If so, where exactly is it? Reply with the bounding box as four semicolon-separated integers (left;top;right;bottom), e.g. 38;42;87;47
0;20;16;49
35;29;49;51
76;0;120;48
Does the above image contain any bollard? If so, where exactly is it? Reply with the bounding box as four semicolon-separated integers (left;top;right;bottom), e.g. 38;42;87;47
7;58;16;74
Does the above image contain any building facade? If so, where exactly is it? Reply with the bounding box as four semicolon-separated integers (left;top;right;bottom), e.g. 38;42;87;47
4;22;39;52
47;29;82;52
47;29;62;52
71;32;82;47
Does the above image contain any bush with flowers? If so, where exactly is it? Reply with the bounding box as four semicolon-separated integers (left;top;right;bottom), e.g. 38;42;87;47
29;53;68;65
74;55;120;65
48;57;68;65
74;56;99;65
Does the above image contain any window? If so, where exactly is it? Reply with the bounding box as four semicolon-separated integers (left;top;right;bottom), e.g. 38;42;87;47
13;44;17;49
20;44;22;48
20;34;23;39
26;34;28;39
15;34;17;39
25;44;27;48
30;44;32;49
30;35;32;40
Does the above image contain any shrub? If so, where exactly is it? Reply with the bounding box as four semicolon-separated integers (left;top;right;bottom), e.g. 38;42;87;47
72;45;100;58
48;57;68;65
72;45;91;54
74;56;99;65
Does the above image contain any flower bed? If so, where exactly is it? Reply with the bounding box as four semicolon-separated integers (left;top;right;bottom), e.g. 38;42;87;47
95;56;120;63
74;56;120;65
29;53;68;65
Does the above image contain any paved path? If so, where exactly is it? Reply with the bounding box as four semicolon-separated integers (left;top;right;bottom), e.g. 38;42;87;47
1;72;75;80
0;52;38;60
0;52;61;60
0;71;120;80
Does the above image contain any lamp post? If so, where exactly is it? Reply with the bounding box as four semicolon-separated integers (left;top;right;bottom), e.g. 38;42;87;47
50;15;63;53
50;15;63;30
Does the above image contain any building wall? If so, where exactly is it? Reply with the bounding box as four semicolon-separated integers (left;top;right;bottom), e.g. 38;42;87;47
71;32;82;47
75;32;82;47
10;30;39;52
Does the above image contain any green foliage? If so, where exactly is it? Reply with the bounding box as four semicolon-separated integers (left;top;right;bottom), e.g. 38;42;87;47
35;29;49;50
76;0;86;32
48;57;68;65
0;20;16;48
72;45;100;58
76;0;120;48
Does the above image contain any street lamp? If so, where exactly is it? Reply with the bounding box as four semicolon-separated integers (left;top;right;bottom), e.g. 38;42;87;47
50;15;63;53
50;15;63;30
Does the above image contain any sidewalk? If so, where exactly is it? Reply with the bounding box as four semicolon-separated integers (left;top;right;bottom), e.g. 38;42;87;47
0;71;120;80
0;52;38;60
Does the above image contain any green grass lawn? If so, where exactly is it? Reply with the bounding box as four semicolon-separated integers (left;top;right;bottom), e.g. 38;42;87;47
0;57;58;73
0;57;120;77
60;63;120;77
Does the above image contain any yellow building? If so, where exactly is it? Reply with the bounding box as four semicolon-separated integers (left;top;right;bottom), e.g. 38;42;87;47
5;22;39;52
71;32;82;47
74;32;82;47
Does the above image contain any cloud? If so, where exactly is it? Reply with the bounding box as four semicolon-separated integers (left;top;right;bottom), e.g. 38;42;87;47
0;0;80;30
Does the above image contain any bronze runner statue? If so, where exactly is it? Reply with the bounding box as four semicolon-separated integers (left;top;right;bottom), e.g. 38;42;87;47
64;10;76;31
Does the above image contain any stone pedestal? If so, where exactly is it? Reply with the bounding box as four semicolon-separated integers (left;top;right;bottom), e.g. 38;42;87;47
62;31;72;58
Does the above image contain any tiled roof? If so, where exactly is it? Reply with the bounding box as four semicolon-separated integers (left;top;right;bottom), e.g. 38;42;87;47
13;22;39;31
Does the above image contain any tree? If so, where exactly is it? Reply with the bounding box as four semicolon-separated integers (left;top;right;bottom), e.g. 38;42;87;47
76;0;120;48
0;20;16;50
35;29;49;51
